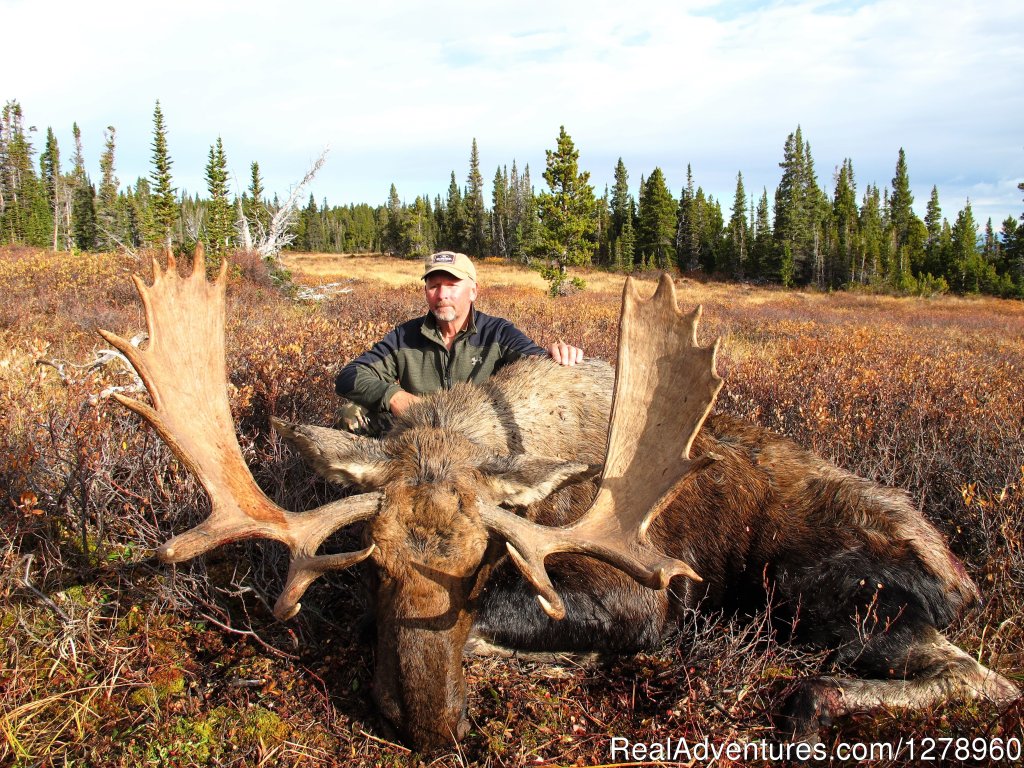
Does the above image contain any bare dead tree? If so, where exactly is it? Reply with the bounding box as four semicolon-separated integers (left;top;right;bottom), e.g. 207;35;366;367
236;198;254;252
96;226;139;259
183;206;204;246
236;148;329;262
61;182;74;251
36;333;149;404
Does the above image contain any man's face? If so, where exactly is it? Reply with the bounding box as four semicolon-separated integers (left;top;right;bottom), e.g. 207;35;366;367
424;272;477;328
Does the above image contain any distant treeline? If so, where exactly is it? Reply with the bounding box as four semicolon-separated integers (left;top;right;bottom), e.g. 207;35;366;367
2;100;1022;297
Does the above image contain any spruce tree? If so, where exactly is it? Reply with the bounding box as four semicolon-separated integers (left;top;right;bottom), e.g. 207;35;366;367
70;122;85;181
889;148;915;248
70;122;95;250
595;187;613;265
677;173;721;273
442;172;465;251
982;218;1000;265
245;161;269;237
832;160;858;285
636;168;676;269
725;171;748;278
618;207;636;271
129;177;155;249
610;158;631;240
924;186;943;242
40;127;62;250
774;127;826;284
750;189;773;279
949;200;987;291
149;100;177;249
1001;216;1022;287
1012;182;1024;290
204;136;232;261
514;163;541;261
0;101;50;246
95;126;120;251
697;191;725;274
537;126;597;267
802;141;829;287
432;193;446;247
888;148;922;287
676;164;697;268
464;138;487;257
385;183;404;254
491;165;508;259
406;195;432;257
858;184;886;283
121;182;142;249
300;193;326;252
923;186;946;278
773;128;807;274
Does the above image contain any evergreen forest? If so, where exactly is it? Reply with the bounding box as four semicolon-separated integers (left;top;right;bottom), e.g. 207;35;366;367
2;99;1022;298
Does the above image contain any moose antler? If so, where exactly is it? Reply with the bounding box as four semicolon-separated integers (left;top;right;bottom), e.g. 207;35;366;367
99;244;381;620
481;274;723;619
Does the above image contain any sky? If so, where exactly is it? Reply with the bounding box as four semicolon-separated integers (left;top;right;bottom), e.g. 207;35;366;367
5;0;1023;229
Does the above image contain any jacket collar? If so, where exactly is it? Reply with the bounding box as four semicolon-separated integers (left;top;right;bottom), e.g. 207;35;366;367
421;305;478;345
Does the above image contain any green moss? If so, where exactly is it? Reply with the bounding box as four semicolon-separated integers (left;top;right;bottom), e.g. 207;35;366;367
58;584;89;605
240;705;289;744
113;605;144;636
0;609;17;632
55;520;100;557
145;717;217;766
129;666;186;710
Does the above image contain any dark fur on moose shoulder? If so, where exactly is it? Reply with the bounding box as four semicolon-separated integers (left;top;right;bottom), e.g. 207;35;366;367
280;355;1017;748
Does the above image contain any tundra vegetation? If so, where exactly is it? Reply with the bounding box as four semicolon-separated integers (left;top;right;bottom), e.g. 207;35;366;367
1;246;1022;766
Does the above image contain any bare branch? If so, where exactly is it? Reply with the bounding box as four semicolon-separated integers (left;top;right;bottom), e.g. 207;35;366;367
255;148;329;261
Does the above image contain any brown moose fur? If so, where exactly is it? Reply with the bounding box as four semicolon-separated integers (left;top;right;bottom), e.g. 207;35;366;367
280;355;1019;751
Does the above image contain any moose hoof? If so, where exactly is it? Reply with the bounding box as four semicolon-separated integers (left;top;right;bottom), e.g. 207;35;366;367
777;678;843;744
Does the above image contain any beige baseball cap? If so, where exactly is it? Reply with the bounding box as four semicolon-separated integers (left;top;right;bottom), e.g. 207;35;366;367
422;251;477;282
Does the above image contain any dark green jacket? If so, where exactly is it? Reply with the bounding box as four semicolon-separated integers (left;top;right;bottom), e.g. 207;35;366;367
335;307;546;413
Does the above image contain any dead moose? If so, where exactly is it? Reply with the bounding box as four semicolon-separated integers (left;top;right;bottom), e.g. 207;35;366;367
101;245;1019;751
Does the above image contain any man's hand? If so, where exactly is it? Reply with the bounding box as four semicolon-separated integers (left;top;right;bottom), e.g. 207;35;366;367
546;342;584;366
388;389;421;416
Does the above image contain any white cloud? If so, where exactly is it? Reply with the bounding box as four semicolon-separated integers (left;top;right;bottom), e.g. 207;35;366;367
5;0;1022;225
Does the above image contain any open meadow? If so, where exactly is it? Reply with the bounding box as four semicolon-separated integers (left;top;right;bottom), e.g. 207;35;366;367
2;247;1022;766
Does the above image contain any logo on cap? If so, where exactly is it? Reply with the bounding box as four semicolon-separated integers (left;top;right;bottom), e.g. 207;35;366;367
422;251;477;282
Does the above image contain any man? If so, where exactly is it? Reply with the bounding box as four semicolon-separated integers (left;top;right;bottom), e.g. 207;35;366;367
336;251;584;425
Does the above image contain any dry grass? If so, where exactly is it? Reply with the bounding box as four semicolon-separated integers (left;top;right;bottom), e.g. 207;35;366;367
281;252;636;295
2;248;1022;766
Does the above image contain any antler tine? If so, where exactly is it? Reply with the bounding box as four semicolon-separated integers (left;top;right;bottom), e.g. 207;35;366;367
480;503;702;620
99;243;381;620
484;273;722;619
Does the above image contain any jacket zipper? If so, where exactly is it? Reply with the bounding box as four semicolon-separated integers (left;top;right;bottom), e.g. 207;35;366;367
444;343;455;389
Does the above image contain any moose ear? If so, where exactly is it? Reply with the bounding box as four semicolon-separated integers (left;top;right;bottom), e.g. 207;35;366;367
273;419;390;490
479;454;597;507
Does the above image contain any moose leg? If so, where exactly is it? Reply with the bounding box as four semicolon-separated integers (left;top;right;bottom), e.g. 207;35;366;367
779;626;1020;741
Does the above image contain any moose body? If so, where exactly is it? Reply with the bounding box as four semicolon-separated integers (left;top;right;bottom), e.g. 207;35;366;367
474;402;978;656
102;249;1018;753
295;354;1011;748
